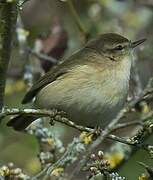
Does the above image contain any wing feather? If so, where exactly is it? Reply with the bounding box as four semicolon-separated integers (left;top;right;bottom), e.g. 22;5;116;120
22;47;93;104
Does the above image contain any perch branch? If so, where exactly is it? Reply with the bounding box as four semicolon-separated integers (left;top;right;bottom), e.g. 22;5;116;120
2;107;150;146
4;106;153;180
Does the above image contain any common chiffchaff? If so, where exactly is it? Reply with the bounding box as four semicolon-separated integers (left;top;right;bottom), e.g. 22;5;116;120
7;33;146;131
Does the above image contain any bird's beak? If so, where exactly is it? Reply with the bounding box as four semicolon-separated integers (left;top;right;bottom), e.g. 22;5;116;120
131;38;146;48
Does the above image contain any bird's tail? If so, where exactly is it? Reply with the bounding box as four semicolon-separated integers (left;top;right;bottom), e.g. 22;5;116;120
7;115;39;131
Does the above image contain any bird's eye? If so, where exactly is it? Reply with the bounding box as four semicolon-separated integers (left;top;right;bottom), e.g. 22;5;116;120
115;45;123;50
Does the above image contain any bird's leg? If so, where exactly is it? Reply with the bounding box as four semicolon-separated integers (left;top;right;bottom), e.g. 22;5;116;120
80;126;102;144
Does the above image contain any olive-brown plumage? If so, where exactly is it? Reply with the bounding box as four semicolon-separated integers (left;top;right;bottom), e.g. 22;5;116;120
7;33;146;131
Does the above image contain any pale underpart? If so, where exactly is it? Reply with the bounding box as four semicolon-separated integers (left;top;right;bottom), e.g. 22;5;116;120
36;55;131;128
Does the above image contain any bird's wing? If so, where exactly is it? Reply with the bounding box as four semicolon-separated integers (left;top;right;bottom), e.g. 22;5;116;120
22;66;68;104
22;47;95;104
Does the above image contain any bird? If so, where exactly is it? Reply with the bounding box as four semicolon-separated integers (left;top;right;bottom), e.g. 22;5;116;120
7;33;146;131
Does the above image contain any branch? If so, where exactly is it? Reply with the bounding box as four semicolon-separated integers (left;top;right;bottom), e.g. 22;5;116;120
112;121;143;131
3;108;92;132
2;107;146;146
46;138;85;178
32;138;85;179
0;1;17;110
28;47;58;64
26;118;65;179
4;107;153;179
18;0;30;8
41;108;146;179
67;109;131;179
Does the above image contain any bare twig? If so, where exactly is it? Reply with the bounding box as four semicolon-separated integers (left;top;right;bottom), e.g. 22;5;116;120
18;0;30;8
112;121;143;131
27;47;58;64
3;107;153;147
46;138;85;177
66;0;89;41
68;109;129;179
3;108;92;132
32;138;85;179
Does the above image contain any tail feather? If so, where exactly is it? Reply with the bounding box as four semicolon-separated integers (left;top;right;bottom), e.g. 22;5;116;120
7;115;38;131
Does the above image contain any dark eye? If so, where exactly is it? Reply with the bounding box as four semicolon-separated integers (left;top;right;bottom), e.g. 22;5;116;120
115;45;123;50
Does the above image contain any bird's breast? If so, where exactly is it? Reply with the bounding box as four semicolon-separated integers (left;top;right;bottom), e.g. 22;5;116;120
36;57;131;127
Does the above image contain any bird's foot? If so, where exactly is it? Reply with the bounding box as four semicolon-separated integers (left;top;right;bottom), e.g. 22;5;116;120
80;126;102;144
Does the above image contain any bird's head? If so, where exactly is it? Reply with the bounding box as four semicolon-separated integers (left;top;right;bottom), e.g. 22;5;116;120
86;33;146;61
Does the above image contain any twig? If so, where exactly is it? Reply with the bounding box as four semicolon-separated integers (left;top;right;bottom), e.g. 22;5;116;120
18;0;30;8
138;161;153;177
3;95;153;179
1;108;57;119
3;108;92;132
3;107;153;146
32;111;153;179
32;163;51;180
27;47;58;64
31;107;151;178
33;138;85;179
113;119;153;172
46;138;85;176
112;121;143;131
66;0;89;41
68;109;128;179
